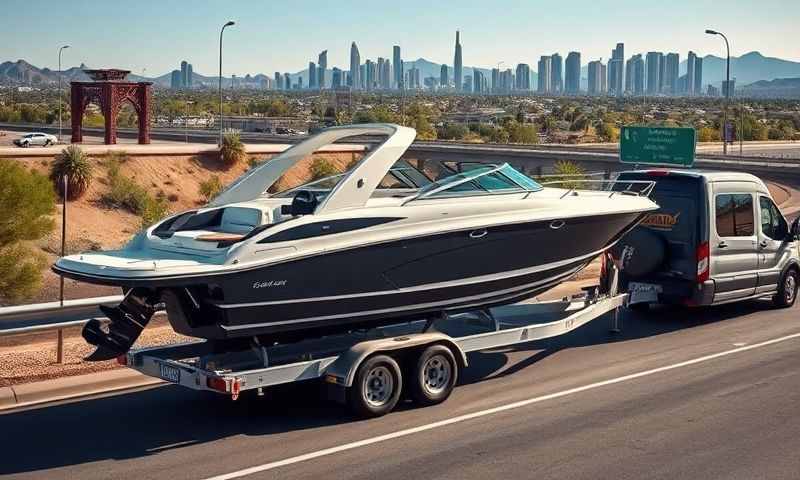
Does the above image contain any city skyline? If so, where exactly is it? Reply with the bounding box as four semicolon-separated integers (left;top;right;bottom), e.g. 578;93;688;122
1;0;797;77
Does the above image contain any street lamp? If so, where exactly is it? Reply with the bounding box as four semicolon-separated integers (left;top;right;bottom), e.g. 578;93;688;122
219;20;235;145
706;29;730;155
58;45;70;142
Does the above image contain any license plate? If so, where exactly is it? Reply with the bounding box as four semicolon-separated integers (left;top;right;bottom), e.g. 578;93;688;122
158;362;181;383
628;282;661;304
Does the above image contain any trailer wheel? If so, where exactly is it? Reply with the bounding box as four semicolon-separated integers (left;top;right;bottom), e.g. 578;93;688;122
410;344;458;407
347;354;402;418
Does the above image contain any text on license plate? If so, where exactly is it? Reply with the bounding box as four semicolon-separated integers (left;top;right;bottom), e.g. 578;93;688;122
159;363;181;383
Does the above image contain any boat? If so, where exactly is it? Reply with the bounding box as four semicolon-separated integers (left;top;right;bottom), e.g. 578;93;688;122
53;124;659;361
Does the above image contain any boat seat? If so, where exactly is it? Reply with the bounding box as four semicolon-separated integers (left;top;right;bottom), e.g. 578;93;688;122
211;207;263;235
195;232;245;242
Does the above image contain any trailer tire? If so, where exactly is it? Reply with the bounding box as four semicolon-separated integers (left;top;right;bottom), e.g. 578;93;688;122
347;354;402;418
410;344;458;407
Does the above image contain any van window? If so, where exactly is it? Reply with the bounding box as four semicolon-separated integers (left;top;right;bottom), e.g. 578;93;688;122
715;194;754;237
759;196;787;240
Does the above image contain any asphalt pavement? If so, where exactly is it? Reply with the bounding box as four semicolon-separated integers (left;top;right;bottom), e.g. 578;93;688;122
1;299;799;479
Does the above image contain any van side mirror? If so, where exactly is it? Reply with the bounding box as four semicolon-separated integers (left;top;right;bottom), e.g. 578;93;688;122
791;217;800;241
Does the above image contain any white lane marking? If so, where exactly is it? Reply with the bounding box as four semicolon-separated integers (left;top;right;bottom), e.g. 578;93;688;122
203;331;800;480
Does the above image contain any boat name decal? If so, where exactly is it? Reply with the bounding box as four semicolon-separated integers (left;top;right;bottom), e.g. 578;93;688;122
253;280;288;289
640;212;680;230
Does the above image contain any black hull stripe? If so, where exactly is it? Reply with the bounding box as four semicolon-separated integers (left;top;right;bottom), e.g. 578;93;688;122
216;251;600;309
220;262;586;330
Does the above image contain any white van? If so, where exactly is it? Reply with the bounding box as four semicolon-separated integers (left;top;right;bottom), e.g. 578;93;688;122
611;170;800;309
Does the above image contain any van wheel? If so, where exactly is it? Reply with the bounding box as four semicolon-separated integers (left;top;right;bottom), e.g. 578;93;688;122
347;354;402;418
410;344;458;406
773;269;798;308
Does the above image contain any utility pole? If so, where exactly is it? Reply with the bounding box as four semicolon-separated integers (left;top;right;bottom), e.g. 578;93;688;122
219;21;235;145
58;45;70;142
706;29;730;155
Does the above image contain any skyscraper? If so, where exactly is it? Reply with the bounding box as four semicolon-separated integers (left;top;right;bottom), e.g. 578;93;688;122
516;63;531;90
587;60;602;95
318;50;327;89
331;68;342;89
537;56;552;93
665;53;679;94
686;51;696;94
349;42;361;90
491;68;499;93
626;54;645;95
608;43;624;96
453;31;463;92
694;57;703;96
565;52;581;94
440;64;449;87
187;63;193;89
393;46;402;89
284;74;291;91
600;63;607;93
274;71;281;90
170;70;181;89
551;53;563;93
645;52;662;94
308;61;317;89
473;70;483;94
180;60;189;89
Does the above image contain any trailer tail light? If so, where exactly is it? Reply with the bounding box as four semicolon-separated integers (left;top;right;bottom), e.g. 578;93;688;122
696;242;710;283
116;354;128;366
207;376;229;393
646;169;671;177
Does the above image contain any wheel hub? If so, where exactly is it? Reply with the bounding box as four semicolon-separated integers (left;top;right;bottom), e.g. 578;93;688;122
363;365;393;407
422;354;452;395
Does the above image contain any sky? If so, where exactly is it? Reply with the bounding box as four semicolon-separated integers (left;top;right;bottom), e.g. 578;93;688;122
1;0;798;77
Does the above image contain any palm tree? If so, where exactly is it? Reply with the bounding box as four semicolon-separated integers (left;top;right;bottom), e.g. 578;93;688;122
51;145;93;200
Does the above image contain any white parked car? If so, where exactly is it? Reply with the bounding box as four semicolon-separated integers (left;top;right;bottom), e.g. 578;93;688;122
13;132;58;147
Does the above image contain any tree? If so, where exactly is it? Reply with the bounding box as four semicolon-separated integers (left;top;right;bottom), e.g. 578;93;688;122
697;126;719;142
220;132;246;167
440;123;469;140
0;160;55;302
51;145;94;200
506;121;539;144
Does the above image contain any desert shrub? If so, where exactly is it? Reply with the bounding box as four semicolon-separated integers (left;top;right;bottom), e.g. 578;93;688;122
506;121;540;144
102;159;168;227
542;160;587;190
105;150;130;164
697;126;719;142
220;132;246;167
199;175;224;202
310;158;339;180
439;123;469;140
51;145;93;200
0;160;55;302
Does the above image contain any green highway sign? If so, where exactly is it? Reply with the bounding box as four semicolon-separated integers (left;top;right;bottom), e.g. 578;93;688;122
620;126;696;167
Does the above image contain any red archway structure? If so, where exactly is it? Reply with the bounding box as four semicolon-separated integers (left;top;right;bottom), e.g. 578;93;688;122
70;69;152;145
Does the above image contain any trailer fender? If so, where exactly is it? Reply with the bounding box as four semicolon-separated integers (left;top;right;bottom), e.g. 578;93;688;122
325;332;467;388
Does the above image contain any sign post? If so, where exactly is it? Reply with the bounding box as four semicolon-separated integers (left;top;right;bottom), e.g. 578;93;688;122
620;126;696;167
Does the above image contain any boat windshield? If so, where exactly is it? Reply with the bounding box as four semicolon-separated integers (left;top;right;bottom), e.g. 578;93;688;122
410;163;542;201
274;162;430;199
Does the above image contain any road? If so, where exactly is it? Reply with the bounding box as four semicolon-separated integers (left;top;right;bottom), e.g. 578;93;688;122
1;300;799;479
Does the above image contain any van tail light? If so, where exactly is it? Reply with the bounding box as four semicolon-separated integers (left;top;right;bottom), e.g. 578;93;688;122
696;242;710;283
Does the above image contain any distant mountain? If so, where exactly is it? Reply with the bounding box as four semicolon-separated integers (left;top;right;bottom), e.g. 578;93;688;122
738;77;800;98
676;51;800;86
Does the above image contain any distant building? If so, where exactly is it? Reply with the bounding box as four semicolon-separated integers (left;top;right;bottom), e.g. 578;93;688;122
187;64;193;89
600;63;607;93
664;53;680;94
366;60;377;90
393;45;402;89
332;68;343;89
722;79;736;97
170;70;182;89
551;53;563;93
608;43;624;96
686;51;697;94
274;71;281;90
537;56;552;93
308;62;317;89
473;70;484;93
626;54;644;95
180;60;188;89
693;57;703;96
587;60;602;95
464;75;473;93
453;31;463;92
516;63;531;90
318;50;327;89
646;52;663;94
707;84;720;97
349;42;361;89
440;64;449;87
565;52;581;94
381;59;391;89
284;73;291;91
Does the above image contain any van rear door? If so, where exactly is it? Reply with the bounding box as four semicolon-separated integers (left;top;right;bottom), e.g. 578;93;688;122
617;172;702;283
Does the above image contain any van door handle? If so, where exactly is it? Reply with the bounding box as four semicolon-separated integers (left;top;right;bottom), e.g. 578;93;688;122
718;241;728;249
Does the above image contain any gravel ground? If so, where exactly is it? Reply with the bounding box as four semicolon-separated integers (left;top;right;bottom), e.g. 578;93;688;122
0;324;190;387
